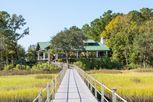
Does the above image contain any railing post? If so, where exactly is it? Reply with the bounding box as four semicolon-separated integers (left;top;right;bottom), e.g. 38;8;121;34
52;80;55;100
87;77;89;88
101;83;105;102
89;80;92;91
90;79;92;91
112;88;117;102
94;83;97;99
46;83;50;102
38;91;42;102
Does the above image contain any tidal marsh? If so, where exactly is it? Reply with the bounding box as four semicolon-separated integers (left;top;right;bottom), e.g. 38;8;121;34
90;70;153;102
0;74;55;102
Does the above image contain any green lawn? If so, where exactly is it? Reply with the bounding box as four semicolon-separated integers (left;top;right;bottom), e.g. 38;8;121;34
90;70;153;101
0;74;55;102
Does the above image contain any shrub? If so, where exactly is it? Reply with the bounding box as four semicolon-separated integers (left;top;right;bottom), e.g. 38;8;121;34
26;66;31;70
4;64;14;70
74;57;123;70
126;63;140;69
14;64;29;70
74;61;85;70
31;63;61;72
58;58;63;62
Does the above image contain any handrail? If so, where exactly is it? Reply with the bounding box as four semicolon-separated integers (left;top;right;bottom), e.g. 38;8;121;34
73;65;127;102
32;88;46;102
32;62;67;102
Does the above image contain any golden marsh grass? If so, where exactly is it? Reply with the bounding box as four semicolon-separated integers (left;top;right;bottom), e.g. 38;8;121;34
0;74;55;102
90;70;153;101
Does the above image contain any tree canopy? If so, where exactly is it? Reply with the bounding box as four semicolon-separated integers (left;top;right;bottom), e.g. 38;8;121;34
101;8;153;68
0;11;29;68
82;10;121;41
51;26;86;62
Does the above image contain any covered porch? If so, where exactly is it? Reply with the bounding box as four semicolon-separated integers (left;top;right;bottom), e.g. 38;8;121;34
36;42;51;62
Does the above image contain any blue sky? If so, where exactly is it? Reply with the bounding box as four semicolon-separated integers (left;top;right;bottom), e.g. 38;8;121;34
0;0;153;50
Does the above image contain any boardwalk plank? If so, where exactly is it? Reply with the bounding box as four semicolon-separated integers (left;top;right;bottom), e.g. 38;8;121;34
54;68;97;102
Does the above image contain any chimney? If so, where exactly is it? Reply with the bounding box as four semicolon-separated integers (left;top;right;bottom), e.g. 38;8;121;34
100;38;105;44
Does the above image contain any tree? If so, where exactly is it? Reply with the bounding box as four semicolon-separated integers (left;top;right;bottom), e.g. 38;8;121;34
8;14;29;61
101;8;153;68
16;45;26;64
51;26;86;63
140;8;153;20
0;11;29;67
134;19;153;68
26;45;37;64
82;10;121;41
82;24;92;38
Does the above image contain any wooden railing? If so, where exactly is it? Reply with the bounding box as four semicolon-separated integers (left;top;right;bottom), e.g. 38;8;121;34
32;63;67;102
73;65;127;102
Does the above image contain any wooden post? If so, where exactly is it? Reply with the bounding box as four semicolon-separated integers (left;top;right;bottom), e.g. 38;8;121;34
94;83;97;99
90;81;92;92
112;88;117;102
85;74;88;85
46;83;50;102
96;51;99;58
37;51;40;60
48;51;50;63
55;51;58;62
86;51;89;58
87;78;90;88
54;79;56;92
106;51;108;56
38;91;42;102
101;83;105;102
76;51;79;59
52;80;55;100
43;52;46;60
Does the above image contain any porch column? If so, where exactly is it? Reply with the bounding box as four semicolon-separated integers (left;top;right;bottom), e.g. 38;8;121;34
96;51;99;58
48;51;50;63
43;52;46;60
37;51;40;60
55;52;58;61
106;51;108;56
86;51;89;58
76;51;79;58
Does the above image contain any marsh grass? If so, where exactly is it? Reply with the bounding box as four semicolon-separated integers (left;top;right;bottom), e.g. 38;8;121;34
133;68;153;72
35;74;53;79
0;69;60;76
87;69;123;74
90;70;153;102
0;74;55;102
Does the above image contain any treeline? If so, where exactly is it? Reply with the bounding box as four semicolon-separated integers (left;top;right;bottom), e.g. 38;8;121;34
81;8;153;68
0;11;29;69
101;8;153;68
1;8;153;70
51;8;153;69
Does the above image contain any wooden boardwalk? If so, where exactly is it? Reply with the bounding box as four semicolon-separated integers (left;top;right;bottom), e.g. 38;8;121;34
53;68;97;102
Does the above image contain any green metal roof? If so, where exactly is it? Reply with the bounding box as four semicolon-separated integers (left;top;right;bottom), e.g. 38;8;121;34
83;39;96;43
37;42;50;50
36;39;109;51
84;43;109;51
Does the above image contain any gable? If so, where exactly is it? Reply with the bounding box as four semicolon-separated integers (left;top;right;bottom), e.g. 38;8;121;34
36;42;50;51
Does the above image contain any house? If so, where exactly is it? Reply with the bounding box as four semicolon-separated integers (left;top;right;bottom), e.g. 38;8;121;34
74;39;110;58
36;42;50;62
36;39;110;62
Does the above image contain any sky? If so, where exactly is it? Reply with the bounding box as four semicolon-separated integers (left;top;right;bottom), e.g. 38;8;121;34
0;0;153;50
